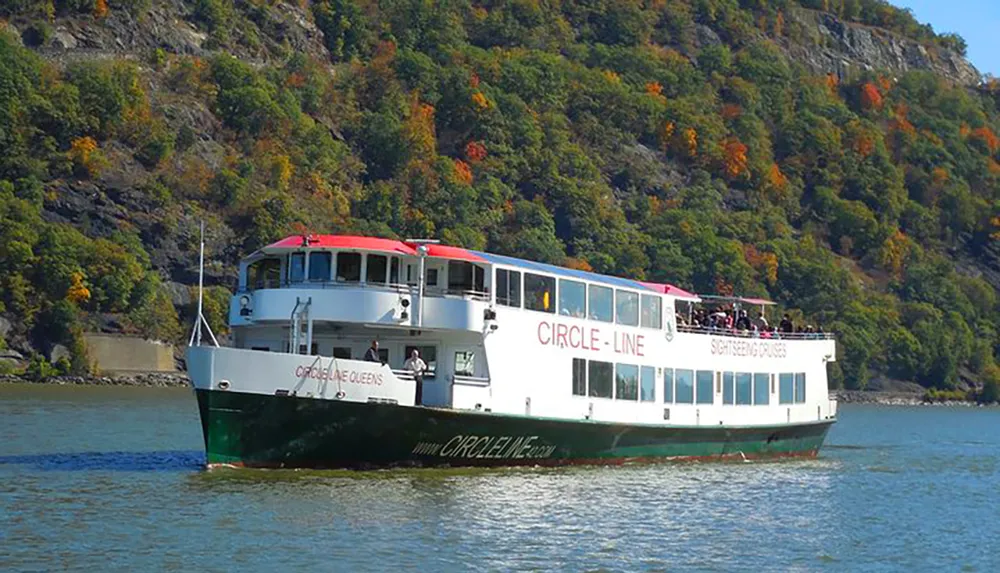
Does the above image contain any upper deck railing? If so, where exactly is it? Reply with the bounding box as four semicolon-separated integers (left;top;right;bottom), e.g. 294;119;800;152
240;278;491;302
677;324;834;340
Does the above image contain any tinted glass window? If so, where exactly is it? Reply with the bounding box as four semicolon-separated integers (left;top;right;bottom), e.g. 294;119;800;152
308;252;331;281
640;294;662;329
367;254;388;283
640;366;656;402
588;360;613;398
426;267;438;286
615;290;639;326
558;279;586;318
736;373;752;405
723;372;735;405
589;285;613;322
615;363;639;401
495;269;522;307
675;369;694;404
390;258;400;284
572;358;586;396
448;261;484;293
454;351;475;376
794;373;806;403
696;370;714;404
336;252;361;282
524;273;555;313
663;368;674;404
289;253;305;283
779;373;794;404
754;373;770;405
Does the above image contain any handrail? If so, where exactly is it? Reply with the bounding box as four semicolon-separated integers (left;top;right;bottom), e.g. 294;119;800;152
240;281;491;302
452;374;490;386
676;324;834;340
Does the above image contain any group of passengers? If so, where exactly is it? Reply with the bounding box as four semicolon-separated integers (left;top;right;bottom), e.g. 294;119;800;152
677;308;823;339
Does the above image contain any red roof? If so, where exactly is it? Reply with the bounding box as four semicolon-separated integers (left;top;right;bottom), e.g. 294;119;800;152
639;281;701;301
420;244;484;262
262;235;417;255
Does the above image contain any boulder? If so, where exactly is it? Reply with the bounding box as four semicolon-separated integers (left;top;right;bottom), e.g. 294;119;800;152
0;316;11;338
50;344;71;364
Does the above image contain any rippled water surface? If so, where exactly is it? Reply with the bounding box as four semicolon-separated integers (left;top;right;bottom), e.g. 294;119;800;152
1;384;998;572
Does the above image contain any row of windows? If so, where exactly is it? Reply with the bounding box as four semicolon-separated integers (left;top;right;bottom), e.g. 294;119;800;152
571;359;808;406
287;252;401;285
497;269;663;329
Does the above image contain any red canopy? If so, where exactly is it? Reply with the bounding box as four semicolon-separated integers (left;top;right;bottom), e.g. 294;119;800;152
639;281;701;301
419;244;485;262
261;235;417;255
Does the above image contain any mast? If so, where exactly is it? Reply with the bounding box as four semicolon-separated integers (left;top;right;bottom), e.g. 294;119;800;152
406;239;439;328
188;221;219;347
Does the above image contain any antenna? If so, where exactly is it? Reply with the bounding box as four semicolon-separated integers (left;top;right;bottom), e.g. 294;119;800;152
189;221;219;347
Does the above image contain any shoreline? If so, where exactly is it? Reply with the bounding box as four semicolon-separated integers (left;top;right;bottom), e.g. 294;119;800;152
832;390;991;407
0;372;190;387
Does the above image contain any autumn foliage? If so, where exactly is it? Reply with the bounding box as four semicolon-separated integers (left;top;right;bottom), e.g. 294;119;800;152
465;141;487;162
722;137;748;178
860;82;883;111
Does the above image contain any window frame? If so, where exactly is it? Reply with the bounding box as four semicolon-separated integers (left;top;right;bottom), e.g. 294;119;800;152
588;360;613;399
663;368;674;404
495;268;522;308
615;363;639;401
723;372;735;405
753;372;770;406
558;279;587;319
588;284;614;323
640;366;656;402
524;272;556;314
366;253;388;284
307;251;331;282
675;369;694;404
615;289;639;327
572;358;587;396
779;373;794;405
335;251;362;282
640;294;663;329
736;372;753;405
695;370;714;405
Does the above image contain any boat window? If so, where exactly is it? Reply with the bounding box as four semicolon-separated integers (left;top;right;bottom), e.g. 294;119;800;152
405;345;437;376
448;261;485;294
390;257;400;284
524;273;555;313
289;252;306;283
588;360;613;398
333;347;351;359
558;279;586;318
572;358;586;396
779;373;794;404
696;370;714;404
378;348;389;363
794;373;806;403
640;366;656;402
308;252;331;281
426;267;439;287
367;254;388;284
663;368;674;404
754;373;770;405
310;343;319;356
615;290;639;327
496;269;522;308
640;294;662;329
454;351;475;376
248;258;281;289
588;285;613;322
675;369;694;404
336;252;361;282
736;373;752;405
723;372;735;405
615;363;638;401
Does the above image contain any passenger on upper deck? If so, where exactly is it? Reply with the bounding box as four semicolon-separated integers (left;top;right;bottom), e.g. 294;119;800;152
779;314;794;333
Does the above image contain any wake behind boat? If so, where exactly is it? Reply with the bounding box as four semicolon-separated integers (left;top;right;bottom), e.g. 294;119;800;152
186;234;837;469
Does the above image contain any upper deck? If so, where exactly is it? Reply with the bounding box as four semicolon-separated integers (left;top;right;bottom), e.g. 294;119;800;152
230;234;833;343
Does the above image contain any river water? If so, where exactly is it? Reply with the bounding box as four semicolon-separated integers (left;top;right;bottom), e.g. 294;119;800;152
1;384;997;572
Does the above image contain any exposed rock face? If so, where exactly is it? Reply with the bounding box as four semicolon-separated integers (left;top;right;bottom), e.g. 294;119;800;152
783;8;980;86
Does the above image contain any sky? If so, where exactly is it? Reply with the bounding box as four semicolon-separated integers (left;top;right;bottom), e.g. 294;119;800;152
895;0;1000;77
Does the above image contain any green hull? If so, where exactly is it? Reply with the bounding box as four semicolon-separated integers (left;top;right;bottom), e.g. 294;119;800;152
196;389;833;469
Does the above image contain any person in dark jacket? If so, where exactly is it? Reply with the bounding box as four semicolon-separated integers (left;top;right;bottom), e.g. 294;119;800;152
364;340;381;363
779;314;794;333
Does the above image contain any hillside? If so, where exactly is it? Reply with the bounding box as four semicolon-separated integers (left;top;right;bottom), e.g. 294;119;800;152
0;0;998;398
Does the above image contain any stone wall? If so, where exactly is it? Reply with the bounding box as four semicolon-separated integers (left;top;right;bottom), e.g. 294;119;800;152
83;334;176;374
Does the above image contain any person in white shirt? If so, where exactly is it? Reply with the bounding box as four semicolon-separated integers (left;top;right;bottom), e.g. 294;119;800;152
404;349;427;405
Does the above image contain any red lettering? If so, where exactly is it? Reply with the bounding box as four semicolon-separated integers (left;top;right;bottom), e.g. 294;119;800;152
589;328;600;352
556;323;569;348
568;325;581;348
538;322;551;345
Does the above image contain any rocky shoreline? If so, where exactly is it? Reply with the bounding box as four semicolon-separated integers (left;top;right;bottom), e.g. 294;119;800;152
0;372;190;387
832;390;989;407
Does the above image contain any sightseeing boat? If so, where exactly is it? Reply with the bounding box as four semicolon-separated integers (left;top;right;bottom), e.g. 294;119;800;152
186;234;838;469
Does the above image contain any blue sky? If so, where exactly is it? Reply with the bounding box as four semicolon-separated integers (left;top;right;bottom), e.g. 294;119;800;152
895;0;1000;77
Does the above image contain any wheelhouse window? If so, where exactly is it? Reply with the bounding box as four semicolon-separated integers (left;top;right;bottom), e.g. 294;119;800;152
405;345;437;376
615;290;639;327
308;252;331;281
696;370;714;405
754;373;770;405
640;366;656;402
336;252;361;282
794;373;806;403
663;368;674;404
640;294;662;329
779;373;794;404
615;363;639;401
723;372;735;405
524;273;555;313
289;252;305;283
448;261;485;294
248;257;281;289
588;285;613;322
558;279;586;318
588;360;613;398
736;373;752;405
495;269;522;308
390;258;400;284
366;254;388;284
426;267;439;287
675;369;694;404
572;358;586;396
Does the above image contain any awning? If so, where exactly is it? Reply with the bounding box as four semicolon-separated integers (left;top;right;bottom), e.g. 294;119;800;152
260;235;418;256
